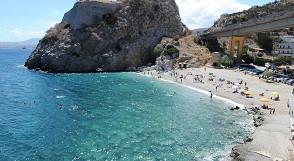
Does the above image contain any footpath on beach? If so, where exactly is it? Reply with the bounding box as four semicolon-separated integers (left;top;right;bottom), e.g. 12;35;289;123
142;66;294;161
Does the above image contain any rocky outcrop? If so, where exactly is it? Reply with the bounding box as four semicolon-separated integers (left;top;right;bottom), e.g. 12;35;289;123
25;0;187;73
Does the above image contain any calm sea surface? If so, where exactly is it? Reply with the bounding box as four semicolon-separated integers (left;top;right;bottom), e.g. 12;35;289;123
0;49;253;160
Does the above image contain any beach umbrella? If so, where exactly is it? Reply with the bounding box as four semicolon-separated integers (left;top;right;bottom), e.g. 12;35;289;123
245;91;253;95
260;98;270;102
271;92;279;95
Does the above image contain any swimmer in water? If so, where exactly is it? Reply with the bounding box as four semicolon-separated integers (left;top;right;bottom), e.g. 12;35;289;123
59;104;63;110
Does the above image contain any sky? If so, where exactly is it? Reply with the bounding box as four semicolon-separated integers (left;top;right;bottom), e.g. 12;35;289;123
0;0;273;42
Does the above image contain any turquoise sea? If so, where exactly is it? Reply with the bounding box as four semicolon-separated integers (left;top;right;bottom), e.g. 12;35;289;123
0;49;253;160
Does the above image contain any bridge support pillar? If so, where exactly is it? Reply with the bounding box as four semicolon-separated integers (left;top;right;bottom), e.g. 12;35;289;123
228;36;245;64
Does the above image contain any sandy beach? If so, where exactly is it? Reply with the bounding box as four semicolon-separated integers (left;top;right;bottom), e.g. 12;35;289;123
143;66;294;160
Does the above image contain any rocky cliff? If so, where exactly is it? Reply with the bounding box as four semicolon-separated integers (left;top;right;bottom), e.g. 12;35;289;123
25;0;187;73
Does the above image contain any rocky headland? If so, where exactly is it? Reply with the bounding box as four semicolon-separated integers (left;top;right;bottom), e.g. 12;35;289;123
25;0;188;73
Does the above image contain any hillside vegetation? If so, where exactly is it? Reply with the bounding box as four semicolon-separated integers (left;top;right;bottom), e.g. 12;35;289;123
212;1;294;28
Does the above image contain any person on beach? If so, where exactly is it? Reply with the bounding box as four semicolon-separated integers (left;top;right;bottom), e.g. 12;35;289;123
216;85;218;91
210;91;213;100
272;107;275;114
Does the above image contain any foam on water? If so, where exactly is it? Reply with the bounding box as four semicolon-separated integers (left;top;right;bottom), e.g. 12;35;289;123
138;72;246;109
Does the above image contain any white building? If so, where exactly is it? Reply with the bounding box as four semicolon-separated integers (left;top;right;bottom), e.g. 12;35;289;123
272;35;294;64
272;43;294;55
281;35;294;43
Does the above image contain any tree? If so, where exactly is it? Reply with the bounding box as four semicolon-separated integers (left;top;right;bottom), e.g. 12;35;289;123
274;56;292;66
263;70;272;78
153;44;164;56
283;68;292;76
205;38;223;52
221;55;234;67
256;32;273;52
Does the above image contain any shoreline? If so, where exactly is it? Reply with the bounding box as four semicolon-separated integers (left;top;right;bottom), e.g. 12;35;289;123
137;72;246;110
139;67;294;160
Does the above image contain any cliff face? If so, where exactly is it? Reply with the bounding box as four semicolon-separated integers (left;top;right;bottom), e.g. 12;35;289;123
25;0;187;73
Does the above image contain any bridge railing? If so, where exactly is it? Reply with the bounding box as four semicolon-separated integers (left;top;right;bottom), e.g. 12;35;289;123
206;8;294;34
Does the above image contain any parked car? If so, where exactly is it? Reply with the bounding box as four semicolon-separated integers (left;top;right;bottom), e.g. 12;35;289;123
282;78;290;84
275;76;286;83
287;79;294;85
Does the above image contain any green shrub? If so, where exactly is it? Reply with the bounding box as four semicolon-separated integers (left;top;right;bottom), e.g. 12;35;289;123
154;44;164;56
221;55;235;67
263;70;272;78
42;35;58;45
256;32;273;52
102;13;118;25
154;44;179;56
274;56;292;66
205;38;223;52
153;4;160;12
254;57;272;66
242;54;254;63
60;22;70;29
231;16;239;24
165;45;179;55
282;68;292;76
71;52;80;58
148;14;155;22
115;44;123;51
63;23;70;29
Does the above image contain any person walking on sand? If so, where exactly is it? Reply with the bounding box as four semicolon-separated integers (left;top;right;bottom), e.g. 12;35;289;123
210;91;213;100
216;85;218;91
272;107;275;114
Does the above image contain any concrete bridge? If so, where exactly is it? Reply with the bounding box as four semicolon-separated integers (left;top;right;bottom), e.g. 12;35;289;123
202;9;294;63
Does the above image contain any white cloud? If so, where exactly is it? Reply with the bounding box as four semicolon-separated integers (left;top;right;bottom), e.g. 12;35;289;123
43;21;59;26
52;9;60;15
10;28;44;37
11;28;24;35
27;30;45;37
175;0;250;29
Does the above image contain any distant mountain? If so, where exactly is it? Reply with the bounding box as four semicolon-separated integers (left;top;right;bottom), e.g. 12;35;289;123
191;28;208;34
0;38;40;49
